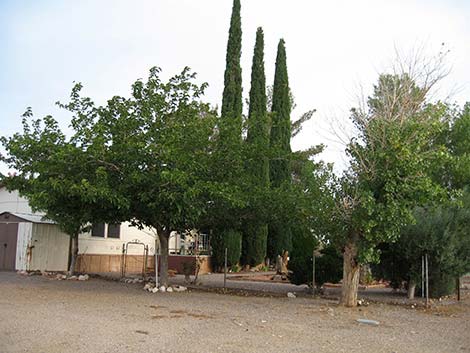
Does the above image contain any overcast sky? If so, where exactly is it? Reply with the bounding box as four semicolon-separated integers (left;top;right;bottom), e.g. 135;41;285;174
1;0;469;174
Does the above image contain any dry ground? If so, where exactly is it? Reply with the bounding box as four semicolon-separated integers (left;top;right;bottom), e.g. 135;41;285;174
0;272;469;353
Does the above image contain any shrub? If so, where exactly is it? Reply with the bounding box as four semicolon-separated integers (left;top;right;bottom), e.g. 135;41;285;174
315;244;343;286
288;230;342;287
211;229;242;271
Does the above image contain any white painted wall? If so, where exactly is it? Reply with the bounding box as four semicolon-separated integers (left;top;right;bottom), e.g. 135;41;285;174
78;223;158;256
0;188;38;215
0;186;159;257
15;222;33;271
30;223;69;271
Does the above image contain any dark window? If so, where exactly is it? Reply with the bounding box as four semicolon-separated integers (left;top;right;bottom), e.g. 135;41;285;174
91;223;105;237
107;223;121;239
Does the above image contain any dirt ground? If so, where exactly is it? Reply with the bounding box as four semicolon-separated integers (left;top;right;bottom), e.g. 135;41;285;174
1;272;469;353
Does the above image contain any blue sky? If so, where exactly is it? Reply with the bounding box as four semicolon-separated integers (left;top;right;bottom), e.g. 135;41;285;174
1;0;469;174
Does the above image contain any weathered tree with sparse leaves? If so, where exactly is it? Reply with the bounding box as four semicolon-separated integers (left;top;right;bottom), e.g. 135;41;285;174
329;66;452;306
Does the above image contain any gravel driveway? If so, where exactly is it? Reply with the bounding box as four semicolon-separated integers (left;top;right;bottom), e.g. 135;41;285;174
0;271;469;353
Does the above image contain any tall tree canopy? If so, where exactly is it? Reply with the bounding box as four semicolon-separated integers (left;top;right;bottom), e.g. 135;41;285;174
89;67;220;286
329;71;452;306
268;38;293;259
0;98;127;274
242;27;270;266
210;0;245;266
221;0;243;126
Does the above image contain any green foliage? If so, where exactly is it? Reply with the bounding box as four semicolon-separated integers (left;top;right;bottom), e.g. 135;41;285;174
270;39;292;186
87;67;219;235
316;245;344;287
242;224;268;266
289;239;343;287
221;0;242;125
211;229;242;269
449;103;470;189
218;0;243;172
242;27;270;266
375;190;470;297
0;101;126;238
210;0;244;259
328;74;452;263
288;229;317;286
372;101;470;298
268;39;293;259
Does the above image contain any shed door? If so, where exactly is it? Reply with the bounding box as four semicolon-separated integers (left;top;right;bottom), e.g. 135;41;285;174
0;223;18;270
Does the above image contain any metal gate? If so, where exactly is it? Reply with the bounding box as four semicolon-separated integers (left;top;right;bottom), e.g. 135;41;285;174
0;223;18;270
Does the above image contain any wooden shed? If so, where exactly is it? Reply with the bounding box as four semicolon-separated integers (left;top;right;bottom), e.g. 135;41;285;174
0;212;70;272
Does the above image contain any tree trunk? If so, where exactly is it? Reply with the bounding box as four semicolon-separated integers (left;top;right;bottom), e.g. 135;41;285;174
68;235;79;275
154;236;160;287
158;229;170;287
340;242;360;307
407;279;416;299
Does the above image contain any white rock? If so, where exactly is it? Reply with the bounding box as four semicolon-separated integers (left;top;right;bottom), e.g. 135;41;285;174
152;287;159;293
78;274;89;281
356;319;380;326
287;292;296;298
68;275;78;280
159;286;166;293
167;287;173;293
173;285;187;292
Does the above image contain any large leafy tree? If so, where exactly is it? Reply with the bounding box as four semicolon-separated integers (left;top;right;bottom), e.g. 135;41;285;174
0;99;126;274
268;39;293;259
241;27;270;266
329;72;451;306
375;102;470;298
89;67;219;286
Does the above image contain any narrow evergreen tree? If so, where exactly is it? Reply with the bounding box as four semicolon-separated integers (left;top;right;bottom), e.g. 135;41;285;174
220;0;243;135
268;39;293;259
242;27;269;266
210;0;244;266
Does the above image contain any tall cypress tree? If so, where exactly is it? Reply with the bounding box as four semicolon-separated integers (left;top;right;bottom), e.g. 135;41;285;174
211;0;244;268
220;0;243;135
268;39;293;259
242;27;269;266
217;0;243;175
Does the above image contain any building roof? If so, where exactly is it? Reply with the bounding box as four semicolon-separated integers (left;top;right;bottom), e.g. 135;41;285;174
0;211;55;224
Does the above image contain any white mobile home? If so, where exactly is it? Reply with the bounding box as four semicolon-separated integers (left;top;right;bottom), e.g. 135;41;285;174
0;186;212;275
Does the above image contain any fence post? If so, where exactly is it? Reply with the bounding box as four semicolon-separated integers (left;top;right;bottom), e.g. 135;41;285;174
224;247;228;292
312;250;316;295
425;253;429;308
421;255;425;298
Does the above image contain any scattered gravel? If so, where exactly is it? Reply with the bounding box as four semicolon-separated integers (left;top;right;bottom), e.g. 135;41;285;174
0;272;469;353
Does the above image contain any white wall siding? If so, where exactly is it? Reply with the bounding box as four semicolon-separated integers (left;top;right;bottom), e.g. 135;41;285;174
15;222;32;271
29;224;69;271
78;222;157;256
0;188;38;215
